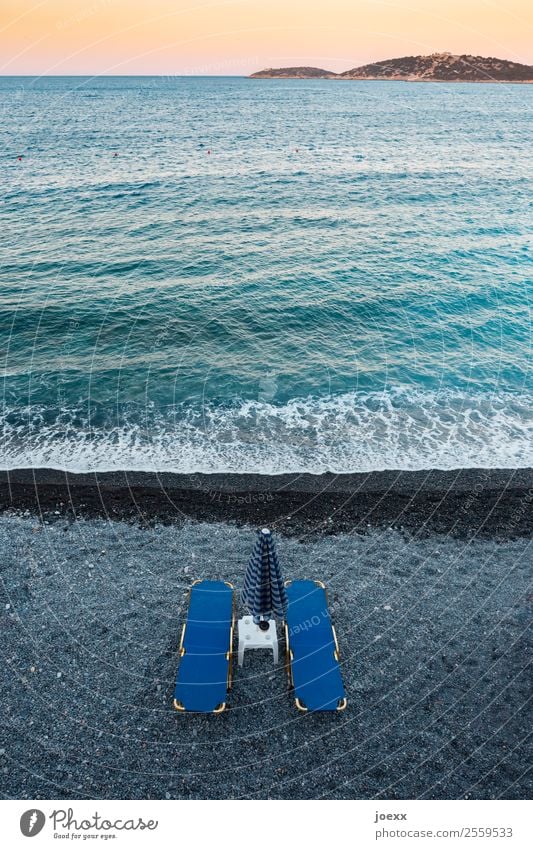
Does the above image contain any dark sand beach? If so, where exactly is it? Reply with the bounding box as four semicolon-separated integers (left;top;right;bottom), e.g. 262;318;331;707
0;468;531;800
1;467;532;538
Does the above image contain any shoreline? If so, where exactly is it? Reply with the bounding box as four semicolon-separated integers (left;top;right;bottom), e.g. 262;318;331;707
250;77;533;83
1;469;531;798
1;467;531;538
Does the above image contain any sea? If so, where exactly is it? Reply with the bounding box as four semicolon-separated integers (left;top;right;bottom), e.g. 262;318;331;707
0;76;531;474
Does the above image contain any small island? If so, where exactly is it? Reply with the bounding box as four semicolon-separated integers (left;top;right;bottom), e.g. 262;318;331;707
250;52;533;82
250;66;336;79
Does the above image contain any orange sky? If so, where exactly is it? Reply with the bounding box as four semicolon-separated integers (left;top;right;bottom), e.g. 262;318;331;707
1;0;531;75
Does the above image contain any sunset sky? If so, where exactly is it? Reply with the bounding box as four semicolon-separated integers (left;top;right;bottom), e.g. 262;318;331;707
1;0;532;75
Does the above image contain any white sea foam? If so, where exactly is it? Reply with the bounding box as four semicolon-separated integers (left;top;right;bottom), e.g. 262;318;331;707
1;389;531;474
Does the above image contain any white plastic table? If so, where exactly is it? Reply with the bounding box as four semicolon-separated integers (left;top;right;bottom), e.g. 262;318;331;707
237;617;279;665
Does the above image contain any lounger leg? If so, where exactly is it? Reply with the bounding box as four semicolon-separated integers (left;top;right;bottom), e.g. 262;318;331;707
272;640;278;665
238;638;245;667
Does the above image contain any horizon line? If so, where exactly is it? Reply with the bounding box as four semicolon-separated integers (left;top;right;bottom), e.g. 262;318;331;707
0;73;251;77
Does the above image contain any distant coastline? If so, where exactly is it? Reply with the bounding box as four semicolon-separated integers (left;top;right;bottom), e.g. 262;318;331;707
250;52;533;82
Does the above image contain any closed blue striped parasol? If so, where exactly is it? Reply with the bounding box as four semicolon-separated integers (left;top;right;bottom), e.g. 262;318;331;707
242;528;288;626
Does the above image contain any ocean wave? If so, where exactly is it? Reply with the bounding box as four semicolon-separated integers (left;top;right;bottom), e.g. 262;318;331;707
1;389;531;474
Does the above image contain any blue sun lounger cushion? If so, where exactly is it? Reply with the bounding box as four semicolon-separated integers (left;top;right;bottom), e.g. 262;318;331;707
173;580;234;714
285;580;346;712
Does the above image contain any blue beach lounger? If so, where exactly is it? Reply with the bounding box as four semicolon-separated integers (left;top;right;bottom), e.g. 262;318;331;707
173;580;234;714
284;579;346;712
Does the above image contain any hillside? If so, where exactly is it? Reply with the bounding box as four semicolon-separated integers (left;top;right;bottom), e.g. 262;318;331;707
340;53;533;81
250;53;533;82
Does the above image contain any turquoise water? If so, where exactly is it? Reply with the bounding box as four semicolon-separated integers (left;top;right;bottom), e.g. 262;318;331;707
0;76;531;472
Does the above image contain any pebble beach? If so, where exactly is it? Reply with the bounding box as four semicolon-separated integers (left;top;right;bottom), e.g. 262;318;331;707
0;469;531;800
